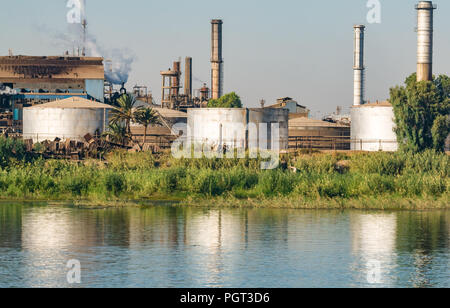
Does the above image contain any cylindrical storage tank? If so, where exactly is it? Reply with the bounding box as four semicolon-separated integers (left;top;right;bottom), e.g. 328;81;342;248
187;108;289;152
188;109;247;150
23;98;112;143
351;103;398;151
249;108;289;151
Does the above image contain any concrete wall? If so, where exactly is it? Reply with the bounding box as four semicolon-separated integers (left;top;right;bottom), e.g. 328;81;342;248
187;108;289;151
23;107;109;142
351;106;398;151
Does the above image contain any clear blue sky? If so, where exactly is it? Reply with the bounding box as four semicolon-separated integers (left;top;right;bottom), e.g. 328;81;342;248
0;0;449;116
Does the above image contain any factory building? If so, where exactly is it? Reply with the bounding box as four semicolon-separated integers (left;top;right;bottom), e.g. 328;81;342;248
289;117;351;150
0;56;105;102
187;108;289;151
23;97;112;143
265;97;309;119
0;55;105;133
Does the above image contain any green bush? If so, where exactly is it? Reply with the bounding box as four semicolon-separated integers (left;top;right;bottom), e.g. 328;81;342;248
0;137;27;168
104;173;126;196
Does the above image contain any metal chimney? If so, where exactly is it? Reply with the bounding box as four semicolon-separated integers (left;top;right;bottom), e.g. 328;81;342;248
211;19;223;100
353;25;366;106
172;61;181;96
185;57;192;98
416;1;436;82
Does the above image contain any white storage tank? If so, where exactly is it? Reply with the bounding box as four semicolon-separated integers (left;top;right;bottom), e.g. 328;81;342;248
23;97;113;143
187;108;289;151
351;102;398;151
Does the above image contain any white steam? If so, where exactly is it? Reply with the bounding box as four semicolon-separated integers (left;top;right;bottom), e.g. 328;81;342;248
43;0;136;85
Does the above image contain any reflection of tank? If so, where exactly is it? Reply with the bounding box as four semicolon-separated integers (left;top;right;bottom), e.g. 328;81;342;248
184;209;244;285
351;213;397;286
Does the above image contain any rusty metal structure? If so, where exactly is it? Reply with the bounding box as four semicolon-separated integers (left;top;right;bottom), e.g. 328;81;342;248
161;66;181;109
160;58;209;111
185;57;192;98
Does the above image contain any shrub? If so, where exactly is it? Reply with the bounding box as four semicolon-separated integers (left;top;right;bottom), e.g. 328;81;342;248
0;137;27;169
104;173;126;196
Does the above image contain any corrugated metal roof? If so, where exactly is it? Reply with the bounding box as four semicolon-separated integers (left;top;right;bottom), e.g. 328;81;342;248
26;97;113;109
154;107;187;118
135;100;187;118
289;117;349;128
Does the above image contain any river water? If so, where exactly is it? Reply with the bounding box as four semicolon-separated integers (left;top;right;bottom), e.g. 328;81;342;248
0;203;448;288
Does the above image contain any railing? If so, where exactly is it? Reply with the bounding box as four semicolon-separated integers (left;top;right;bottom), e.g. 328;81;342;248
289;136;351;151
289;136;398;151
131;134;177;150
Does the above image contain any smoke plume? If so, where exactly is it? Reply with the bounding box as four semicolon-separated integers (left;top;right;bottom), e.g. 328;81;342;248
40;0;136;85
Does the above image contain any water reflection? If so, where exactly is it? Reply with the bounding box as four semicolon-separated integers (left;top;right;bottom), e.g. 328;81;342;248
350;213;397;287
0;203;448;288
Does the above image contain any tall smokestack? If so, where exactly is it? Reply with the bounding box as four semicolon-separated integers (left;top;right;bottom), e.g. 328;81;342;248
185;57;192;98
211;19;223;100
172;61;181;96
416;1;436;82
353;25;365;106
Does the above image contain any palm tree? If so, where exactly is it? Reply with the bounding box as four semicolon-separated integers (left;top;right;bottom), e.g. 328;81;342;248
109;94;137;136
103;123;130;147
133;107;162;149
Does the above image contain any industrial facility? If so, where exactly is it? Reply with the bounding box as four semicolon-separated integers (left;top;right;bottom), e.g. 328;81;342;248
0;1;446;154
351;1;439;152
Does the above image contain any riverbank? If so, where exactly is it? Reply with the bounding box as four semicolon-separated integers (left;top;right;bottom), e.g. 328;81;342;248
0;145;448;209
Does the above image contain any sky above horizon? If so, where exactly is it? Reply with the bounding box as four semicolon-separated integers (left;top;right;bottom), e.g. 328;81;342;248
0;0;449;117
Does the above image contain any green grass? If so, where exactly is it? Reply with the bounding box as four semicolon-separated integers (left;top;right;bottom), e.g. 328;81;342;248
0;137;448;209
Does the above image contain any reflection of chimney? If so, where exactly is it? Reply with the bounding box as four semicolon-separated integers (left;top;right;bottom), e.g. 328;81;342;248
185;57;192;98
353;25;365;106
211;19;223;100
416;1;436;82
